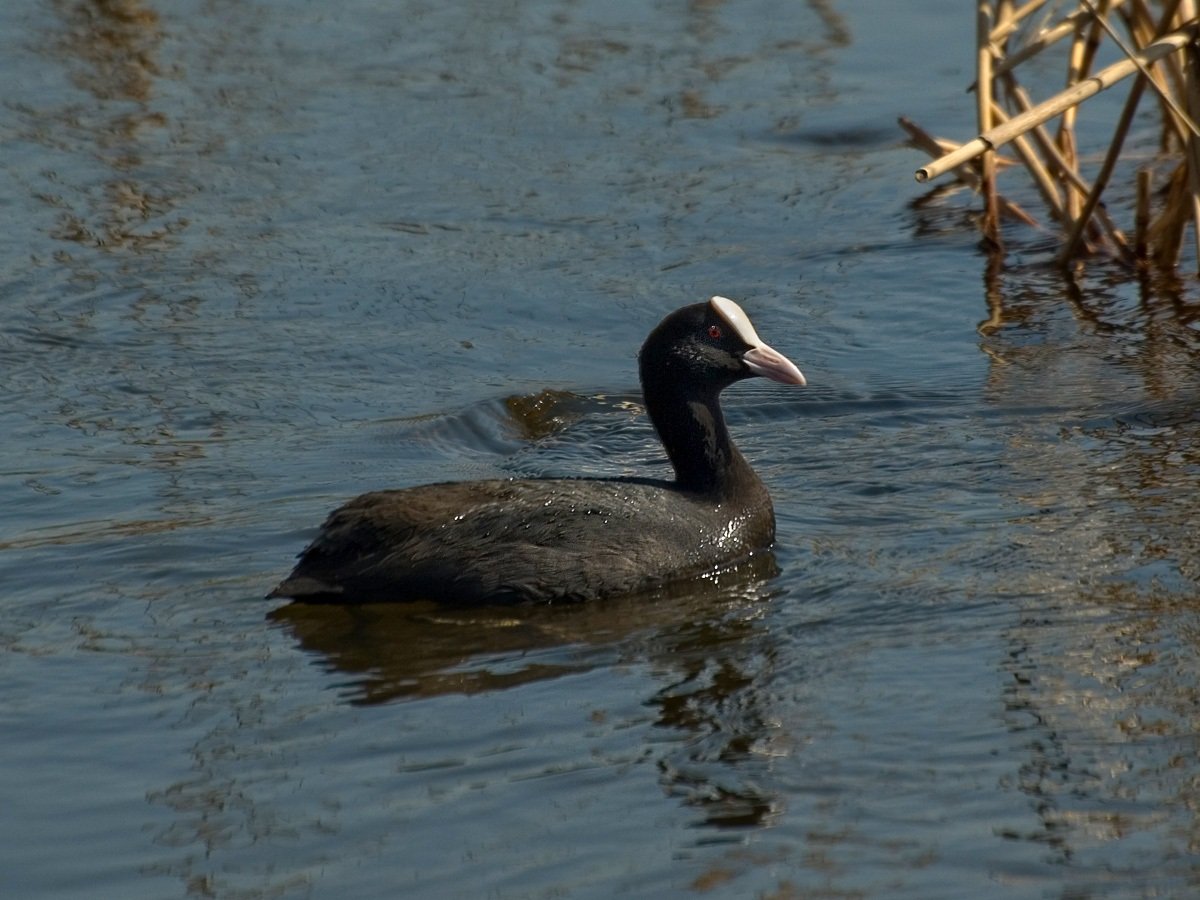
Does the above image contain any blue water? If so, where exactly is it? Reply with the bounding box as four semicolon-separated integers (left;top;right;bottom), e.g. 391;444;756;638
4;1;1200;897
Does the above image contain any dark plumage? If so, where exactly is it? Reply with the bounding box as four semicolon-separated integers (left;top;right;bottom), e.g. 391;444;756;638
268;296;805;605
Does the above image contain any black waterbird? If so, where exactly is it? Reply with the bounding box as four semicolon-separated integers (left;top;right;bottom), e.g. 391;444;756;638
268;296;805;605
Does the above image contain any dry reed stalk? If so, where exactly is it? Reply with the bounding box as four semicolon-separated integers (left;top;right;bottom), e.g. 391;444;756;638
915;24;1199;183
898;116;1039;226
1120;0;1189;151
1058;68;1145;263
998;197;1041;227
997;0;1017;44
1122;0;1158;45
989;100;1067;221
1003;77;1127;248
989;0;1054;44
1077;0;1114;81
897;118;1018;173
899;117;971;173
1148;162;1190;267
1147;0;1198;269
990;0;1131;79
1146;47;1192;149
1058;129;1082;222
1057;4;1104;220
909;1;1200;271
1084;0;1200;137
1001;80;1090;196
1185;49;1200;271
900;117;965;168
1135;167;1152;259
978;0;1002;247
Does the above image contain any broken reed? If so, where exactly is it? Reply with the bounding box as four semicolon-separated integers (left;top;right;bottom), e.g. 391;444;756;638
906;0;1200;272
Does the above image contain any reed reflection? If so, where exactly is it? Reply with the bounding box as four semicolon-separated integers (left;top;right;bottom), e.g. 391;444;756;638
981;266;1200;878
44;0;186;252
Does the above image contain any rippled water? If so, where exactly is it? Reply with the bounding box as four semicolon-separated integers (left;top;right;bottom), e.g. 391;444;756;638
5;0;1200;897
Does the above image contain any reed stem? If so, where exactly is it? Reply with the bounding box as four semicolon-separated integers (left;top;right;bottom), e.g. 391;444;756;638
916;24;1198;183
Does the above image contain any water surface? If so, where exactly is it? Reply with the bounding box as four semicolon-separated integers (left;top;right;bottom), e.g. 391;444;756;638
4;1;1200;897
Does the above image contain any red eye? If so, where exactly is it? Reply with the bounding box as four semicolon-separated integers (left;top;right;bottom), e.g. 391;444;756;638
708;324;722;339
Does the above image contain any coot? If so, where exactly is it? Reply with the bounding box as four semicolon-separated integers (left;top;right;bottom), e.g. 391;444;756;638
268;296;805;605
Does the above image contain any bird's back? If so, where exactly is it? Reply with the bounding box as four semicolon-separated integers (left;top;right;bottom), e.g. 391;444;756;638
268;475;775;604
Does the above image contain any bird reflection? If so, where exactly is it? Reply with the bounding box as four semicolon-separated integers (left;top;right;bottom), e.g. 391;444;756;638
269;552;788;830
268;552;780;703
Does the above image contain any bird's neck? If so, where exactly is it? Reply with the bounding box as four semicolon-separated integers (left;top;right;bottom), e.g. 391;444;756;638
645;385;759;495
